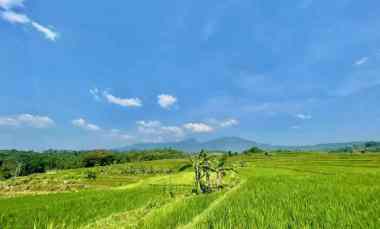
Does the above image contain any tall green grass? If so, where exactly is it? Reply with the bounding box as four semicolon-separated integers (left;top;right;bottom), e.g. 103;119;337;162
193;164;380;228
0;185;171;228
1;154;380;228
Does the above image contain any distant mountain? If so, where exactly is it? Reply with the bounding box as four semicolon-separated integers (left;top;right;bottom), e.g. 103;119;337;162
115;137;376;153
282;141;369;151
116;137;262;153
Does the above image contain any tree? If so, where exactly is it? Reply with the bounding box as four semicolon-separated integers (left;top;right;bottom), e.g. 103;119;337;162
212;156;237;191
365;141;379;148
189;150;207;194
81;151;115;167
243;146;264;155
189;151;237;194
0;160;17;179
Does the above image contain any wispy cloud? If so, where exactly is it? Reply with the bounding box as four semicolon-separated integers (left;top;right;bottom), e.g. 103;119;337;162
207;118;239;128
137;120;184;139
90;88;142;108
0;114;55;128
333;69;380;96
107;129;133;141
157;94;177;109
72;118;101;131
72;118;134;143
135;120;185;143
89;88;101;101
31;22;58;41
103;91;142;107
295;114;312;120
1;10;29;23
219;118;239;127
183;122;214;133
0;0;24;10
354;57;369;66
0;0;58;41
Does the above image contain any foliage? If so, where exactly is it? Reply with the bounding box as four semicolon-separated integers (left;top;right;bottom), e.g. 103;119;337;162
190;151;236;194
0;149;186;180
85;170;97;180
242;146;265;155
82;151;115;167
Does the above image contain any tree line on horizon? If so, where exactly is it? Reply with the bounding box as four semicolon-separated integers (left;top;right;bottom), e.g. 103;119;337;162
1;141;379;180
0;148;186;180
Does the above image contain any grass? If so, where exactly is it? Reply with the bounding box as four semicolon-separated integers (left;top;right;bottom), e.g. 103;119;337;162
1;153;380;228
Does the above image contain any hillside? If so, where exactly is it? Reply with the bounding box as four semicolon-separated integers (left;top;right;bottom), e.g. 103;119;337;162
115;137;376;152
116;137;262;153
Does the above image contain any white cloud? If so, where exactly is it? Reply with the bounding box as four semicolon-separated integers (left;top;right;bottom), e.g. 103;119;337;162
219;118;239;127
103;91;142;107
107;129;133;140
90;88;101;101
0;0;58;41
72;118;135;143
137;120;184;138
0;114;54;128
136;121;162;134
1;11;29;23
31;22;58;41
207;118;239;128
295;114;312;120
333;69;380;96
183;122;214;133
72;118;101;131
0;0;24;10
291;125;301;129
354;57;369;66
157;94;177;109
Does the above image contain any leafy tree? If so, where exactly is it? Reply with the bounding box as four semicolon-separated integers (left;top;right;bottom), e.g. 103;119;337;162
212;155;237;191
189;151;237;194
243;146;265;155
0;160;17;179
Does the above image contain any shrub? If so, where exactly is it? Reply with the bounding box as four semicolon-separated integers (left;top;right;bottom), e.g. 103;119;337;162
85;171;97;180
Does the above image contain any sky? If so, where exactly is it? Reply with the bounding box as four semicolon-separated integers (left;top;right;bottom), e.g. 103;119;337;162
1;0;380;150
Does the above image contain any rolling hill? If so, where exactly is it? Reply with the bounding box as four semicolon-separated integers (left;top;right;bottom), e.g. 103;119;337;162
115;137;377;153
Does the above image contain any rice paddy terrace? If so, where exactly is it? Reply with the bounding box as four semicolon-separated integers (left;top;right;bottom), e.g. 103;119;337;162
1;153;379;228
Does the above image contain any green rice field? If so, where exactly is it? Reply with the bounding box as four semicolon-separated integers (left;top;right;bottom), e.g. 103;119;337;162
1;153;379;228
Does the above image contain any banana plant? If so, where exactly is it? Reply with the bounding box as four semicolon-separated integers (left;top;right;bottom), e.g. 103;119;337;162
210;155;238;191
189;150;237;194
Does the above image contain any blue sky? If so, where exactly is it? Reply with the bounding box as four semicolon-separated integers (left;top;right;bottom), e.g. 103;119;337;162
1;0;380;150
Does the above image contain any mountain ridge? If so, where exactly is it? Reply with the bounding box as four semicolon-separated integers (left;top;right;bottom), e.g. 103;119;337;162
115;137;373;153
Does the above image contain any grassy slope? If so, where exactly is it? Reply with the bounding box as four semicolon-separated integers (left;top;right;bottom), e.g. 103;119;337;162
1;153;380;228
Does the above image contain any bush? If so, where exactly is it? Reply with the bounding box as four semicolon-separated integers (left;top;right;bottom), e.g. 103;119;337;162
85;171;97;180
82;151;115;167
243;147;265;155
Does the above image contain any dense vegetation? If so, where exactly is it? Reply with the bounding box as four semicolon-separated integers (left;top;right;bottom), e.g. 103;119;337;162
329;141;380;153
0;149;186;180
